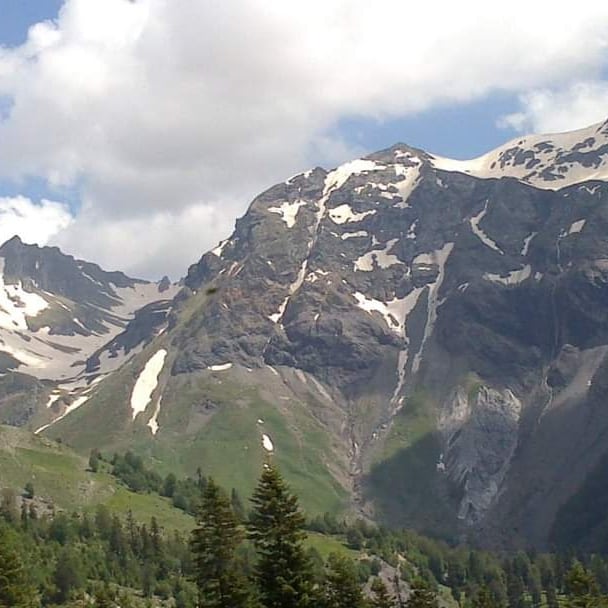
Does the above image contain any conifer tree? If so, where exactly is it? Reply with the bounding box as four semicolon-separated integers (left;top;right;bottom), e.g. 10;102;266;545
190;478;250;608
0;527;38;607
565;562;601;608
406;577;438;608
471;585;495;608
321;553;366;608
247;464;313;608
371;577;396;608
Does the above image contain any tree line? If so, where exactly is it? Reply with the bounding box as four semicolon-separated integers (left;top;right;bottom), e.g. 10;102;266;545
2;461;608;607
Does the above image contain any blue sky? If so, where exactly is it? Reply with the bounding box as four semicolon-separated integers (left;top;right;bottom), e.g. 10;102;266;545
0;1;607;278
0;1;63;46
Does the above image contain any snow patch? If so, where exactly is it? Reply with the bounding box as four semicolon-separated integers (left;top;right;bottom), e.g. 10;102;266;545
46;393;61;409
0;259;49;331
35;393;91;434
209;362;233;371
354;239;401;271
394;161;422;208
147;396;162;435
323;159;385;193
130;349;167;421
470;202;503;254
567;219;586;235
266;365;280;377
268;200;307;228
484;265;531;286
328;205;375;225
353;289;422;337
262;433;274;452
521;232;537;256
341;231;368;240
212;239;229;257
411;243;454;375
406;220;418;240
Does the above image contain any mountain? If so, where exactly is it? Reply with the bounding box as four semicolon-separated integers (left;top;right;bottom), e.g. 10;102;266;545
5;119;608;550
0;236;178;429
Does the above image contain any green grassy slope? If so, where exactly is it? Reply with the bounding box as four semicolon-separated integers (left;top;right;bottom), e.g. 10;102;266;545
0;425;193;531
43;348;351;517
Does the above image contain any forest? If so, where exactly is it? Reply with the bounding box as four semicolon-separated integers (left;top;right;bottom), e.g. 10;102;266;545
1;454;608;607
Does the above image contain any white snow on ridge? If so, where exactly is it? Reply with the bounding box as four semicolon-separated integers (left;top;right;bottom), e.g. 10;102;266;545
329;204;376;225
0;259;49;331
268;200;307;228
394;161;422;209
429;119;608;190
212;239;229;257
484;265;531;286
324;159;385;193
470;202;504;254
130;349;167;421
568;219;586;235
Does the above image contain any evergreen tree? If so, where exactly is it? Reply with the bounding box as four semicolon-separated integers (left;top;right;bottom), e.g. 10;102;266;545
371;577;395;608
89;449;101;473
406;577;438;608
321;553;366;608
0;527;38;607
190;478;250;608
53;546;85;603
247;464;313;608
565;562;601;608
231;488;247;522
471;585;496;608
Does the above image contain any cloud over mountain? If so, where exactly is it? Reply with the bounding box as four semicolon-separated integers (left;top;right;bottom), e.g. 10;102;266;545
1;0;608;277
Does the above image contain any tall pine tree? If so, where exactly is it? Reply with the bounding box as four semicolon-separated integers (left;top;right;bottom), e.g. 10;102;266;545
371;577;396;608
190;478;250;608
321;553;366;608
406;577;438;608
247;464;313;608
0;527;38;607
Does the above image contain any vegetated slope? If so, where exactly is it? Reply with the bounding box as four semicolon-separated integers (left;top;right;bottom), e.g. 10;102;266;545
0;424;192;530
18;118;608;548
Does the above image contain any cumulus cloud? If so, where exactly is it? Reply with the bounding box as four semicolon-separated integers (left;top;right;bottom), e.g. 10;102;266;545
499;82;608;134
1;0;608;277
53;201;234;279
0;196;73;246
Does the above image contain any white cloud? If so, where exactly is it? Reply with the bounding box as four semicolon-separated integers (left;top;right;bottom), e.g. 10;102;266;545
0;196;73;247
499;82;608;134
0;0;608;277
53;201;234;280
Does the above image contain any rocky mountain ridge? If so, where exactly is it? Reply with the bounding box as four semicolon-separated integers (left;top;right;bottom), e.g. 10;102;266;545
3;119;608;549
0;235;178;429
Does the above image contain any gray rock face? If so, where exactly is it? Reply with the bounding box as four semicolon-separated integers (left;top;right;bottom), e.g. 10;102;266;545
439;386;522;524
